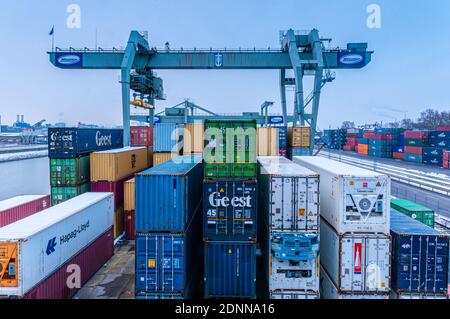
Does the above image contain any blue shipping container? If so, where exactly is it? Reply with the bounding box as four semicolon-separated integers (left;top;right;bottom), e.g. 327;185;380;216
430;131;450;139
203;180;257;241
277;126;287;148
404;153;423;163
392;146;404;153
135;219;202;296
358;138;369;145
204;241;256;298
430;137;450;148
154;123;184;152
48;127;123;158
390;211;449;294
288;147;310;158
135;155;203;232
135;294;184;299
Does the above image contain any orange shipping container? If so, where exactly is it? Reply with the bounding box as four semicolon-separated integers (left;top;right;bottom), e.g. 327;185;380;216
90;146;149;182
287;126;310;147
183;124;204;154
153;152;178;166
357;144;369;155
124;178;135;211
257;127;279;156
114;207;124;239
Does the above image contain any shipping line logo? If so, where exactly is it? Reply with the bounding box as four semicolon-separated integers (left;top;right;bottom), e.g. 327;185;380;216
339;54;364;65
45;220;90;256
208;191;253;208
95;131;112;146
57;54;81;66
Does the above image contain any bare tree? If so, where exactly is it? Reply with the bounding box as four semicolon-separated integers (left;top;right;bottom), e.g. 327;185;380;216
341;121;355;129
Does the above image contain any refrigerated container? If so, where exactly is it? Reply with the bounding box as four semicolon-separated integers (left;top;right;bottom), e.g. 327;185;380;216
135;205;202;297
258;157;319;232
135;155;203;233
50;183;90;205
390;199;434;228
0;192;114;298
292;156;390;234
130;126;153;146
204;241;256;299
320;219;391;293
0;195;50;228
50;155;90;186
320;266;389;299
390;211;449;295
270;291;319;299
203;179;257;241
153;123;184;152
183;123;204;154
90;146;149;182
48;127;123;158
267;233;320;293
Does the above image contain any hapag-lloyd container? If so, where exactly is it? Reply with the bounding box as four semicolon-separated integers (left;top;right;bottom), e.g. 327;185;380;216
0;192;114;298
390;211;449;295
154;123;184;152
257;157;319;232
203;180;257;240
135;205;202;297
204;241;256;298
135;155;203;233
292;156;390;234
320;266;389;299
48;127;123;158
0;195;51;228
90;146;149;182
130;126;154;146
319;219;391;294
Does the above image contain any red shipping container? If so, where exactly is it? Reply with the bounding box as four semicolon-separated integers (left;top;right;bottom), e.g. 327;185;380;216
347;133;359;138
437;127;450;131
0;195;50;228
130;126;154;146
404;131;429;139
393;152;405;160
343;145;355;151
124;210;135;240
444;151;450;161
24;228;114;299
404;146;423;155
91;176;132;210
363;132;376;139
374;134;392;140
443;160;450;169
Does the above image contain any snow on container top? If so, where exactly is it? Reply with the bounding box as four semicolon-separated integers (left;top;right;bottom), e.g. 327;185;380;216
135;155;203;233
0;192;113;296
390;210;449;294
0;195;51;228
0;195;48;212
258;156;318;177
48;127;123;158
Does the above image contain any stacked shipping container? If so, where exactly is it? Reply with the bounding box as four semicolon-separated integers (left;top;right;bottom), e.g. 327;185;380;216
287;126;311;158
47;127;123;205
134;156;203;299
292;157;391;299
404;131;429;163
90;146;149;238
203;120;257;298
323;129;347;150
390;198;434;228
130;126;154;167
258;156;320;299
124;178;135;240
0;195;50;228
153;123;183;165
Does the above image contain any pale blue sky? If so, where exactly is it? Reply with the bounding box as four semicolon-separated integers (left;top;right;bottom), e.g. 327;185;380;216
1;0;449;129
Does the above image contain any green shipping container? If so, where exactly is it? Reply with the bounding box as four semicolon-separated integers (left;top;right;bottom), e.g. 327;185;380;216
204;163;256;178
390;199;435;228
49;155;90;186
404;139;428;147
51;182;91;205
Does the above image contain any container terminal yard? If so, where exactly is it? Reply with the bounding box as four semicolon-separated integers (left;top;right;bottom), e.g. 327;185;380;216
1;1;449;313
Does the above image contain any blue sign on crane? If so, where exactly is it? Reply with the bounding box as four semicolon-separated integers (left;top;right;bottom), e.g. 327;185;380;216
54;52;83;67
337;52;366;68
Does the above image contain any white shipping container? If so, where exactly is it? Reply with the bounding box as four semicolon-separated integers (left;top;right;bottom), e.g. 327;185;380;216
320;266;389;299
270;291;319;299
258;156;320;232
270;255;319;292
320;219;390;293
0;192;114;297
292;156;390;234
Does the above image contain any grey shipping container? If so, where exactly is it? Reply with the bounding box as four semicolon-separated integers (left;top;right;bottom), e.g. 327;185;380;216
135;155;203;233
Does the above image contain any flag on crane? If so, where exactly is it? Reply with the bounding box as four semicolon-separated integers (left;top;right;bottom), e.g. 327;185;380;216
49;26;54;36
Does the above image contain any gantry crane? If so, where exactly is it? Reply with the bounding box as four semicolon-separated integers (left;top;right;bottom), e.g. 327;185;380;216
48;29;372;153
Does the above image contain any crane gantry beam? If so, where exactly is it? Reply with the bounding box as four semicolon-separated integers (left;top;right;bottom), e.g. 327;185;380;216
48;29;373;151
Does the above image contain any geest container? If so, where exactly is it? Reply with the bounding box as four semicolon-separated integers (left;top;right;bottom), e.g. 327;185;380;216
0;192;114;298
154;123;184;152
292;156;390;234
50;155;90;186
90;146;149;182
130;126;153;147
203;179;257;241
320;266;389;299
320;219;391;294
135;205;202;297
204;241;256;299
390;211;449;295
135;155;203;233
0;195;50;228
48;127;123;158
267;233;320;293
258;156;319;232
